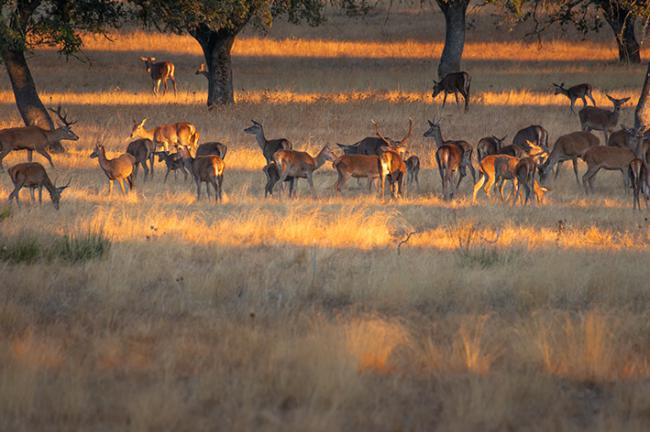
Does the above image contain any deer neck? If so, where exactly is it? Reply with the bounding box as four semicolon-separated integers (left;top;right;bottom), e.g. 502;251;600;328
139;127;155;141
432;128;445;147
313;147;330;169
42;175;56;196
254;129;267;151
96;147;112;172
44;127;66;143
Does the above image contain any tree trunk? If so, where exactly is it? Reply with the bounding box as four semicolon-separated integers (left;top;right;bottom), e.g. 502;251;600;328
634;63;650;157
601;2;641;64
1;48;54;128
436;0;469;79
192;27;237;107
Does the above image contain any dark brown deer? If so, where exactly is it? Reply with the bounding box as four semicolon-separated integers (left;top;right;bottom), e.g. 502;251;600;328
0;105;78;171
7;162;70;210
513;125;549;152
513;157;548;206
90;143;136;195
196;141;228;159
192;155;225;202
579;94;630;143
629;158;649;210
477;135;506;161
140;56;177;96
244;120;292;164
156;150;190;183
378;148;407;199
540;131;599;185
432;71;471;112
126;138;155;180
405;155;420;191
552;82;596;113
262;162;295;197
337;119;412;157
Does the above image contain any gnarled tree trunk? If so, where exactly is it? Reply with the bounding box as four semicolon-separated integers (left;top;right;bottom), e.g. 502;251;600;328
192;25;238;107
601;2;641;64
634;63;650;157
436;0;469;79
1;48;54;128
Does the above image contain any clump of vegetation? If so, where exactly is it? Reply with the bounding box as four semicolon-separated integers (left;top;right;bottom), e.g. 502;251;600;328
449;221;516;269
0;230;110;264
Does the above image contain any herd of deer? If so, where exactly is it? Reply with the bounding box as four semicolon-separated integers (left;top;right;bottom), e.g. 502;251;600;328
1;62;649;210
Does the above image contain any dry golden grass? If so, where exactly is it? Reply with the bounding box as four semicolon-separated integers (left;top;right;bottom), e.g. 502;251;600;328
2;8;650;432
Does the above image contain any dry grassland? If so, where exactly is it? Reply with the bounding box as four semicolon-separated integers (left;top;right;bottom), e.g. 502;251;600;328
1;7;650;431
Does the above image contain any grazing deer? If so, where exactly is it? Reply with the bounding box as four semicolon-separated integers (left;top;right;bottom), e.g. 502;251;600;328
540;131;600;185
140;56;177;96
629;158;649;210
337;119;412;157
195;63;209;79
581;146;635;194
263;162;295;197
273;145;336;197
7;162;70;210
513;157;549;206
333;154;380;194
126;138;155;180
156;150;190;183
378;148;407;199
192;155;225;202
244;120;292;164
552;82;596;113
130;119;199;154
477;135;506;161
513;125;549;152
579;94;629;143
90;143;136;195
405;155;420;191
196;141;228;159
432;71;471;112
424;118;475;199
0;105;78;171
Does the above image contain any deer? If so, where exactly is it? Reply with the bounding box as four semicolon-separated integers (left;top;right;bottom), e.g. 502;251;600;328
540;131;600;186
196;141;228;159
333;154;380;194
195;63;209;79
513;157;549;206
140;56;177;96
579;94;630;143
513;125;549;152
192;155;225;202
629;158;649;210
424;118;475;199
272;145;336;197
156;150;190;183
7;162;70;210
431;71;471;112
552;82;596;113
262;162;295;197
90;143;136;195
0;105;78;171
337;119;412;157
378;148;407;199
130;119;199;154
405;155;420;191
244;120;292;164
477;135;507;161
126;138;155;180
581;145;636;195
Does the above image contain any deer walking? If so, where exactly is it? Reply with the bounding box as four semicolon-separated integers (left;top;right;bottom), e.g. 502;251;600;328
126;138;155;180
7;162;70;209
0;105;78;171
140;56;177;96
90;144;136;195
244;120;292;164
579;94;629;143
629;158;649;210
553;82;596;113
273;145;336;197
432;71;471;112
540;131;600;186
581;146;635;194
130;119;199;154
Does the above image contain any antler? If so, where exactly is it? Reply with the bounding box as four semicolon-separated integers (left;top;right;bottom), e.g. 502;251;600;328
371;119;392;147
400;118;413;145
49;105;77;127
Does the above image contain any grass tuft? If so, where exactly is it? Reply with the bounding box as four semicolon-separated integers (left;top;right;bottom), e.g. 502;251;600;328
0;230;110;264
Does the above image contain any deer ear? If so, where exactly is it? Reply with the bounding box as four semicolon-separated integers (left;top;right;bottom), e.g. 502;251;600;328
150;57;156;62
427;120;433;126
140;56;148;62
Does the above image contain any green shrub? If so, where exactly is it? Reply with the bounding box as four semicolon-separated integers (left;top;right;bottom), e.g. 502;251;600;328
0;236;42;264
0;230;110;264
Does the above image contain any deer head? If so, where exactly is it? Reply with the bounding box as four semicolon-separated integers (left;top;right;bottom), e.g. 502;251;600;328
552;82;566;95
50;177;72;210
432;79;444;98
606;94;630;109
244;120;263;135
130;118;148;139
48;105;79;144
195;63;208;75
140;56;155;71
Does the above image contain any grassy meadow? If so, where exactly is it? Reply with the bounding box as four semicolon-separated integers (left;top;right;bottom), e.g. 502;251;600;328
2;6;650;431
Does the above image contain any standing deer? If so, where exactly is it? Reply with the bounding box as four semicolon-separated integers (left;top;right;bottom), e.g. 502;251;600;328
405;155;420;191
7;162;70;209
513;125;549;152
130;119;199;154
337;119;412;157
196;141;228;159
629;158;649;210
156;150;190;183
273;145;336;197
90;143;136;195
540;131;600;185
579;94;630;143
333;154;380;194
513;157;549;206
378;148;407;199
432;71;471;112
0;105;78;171
192;155;225;202
244;120;292;164
140;56;177;96
477;135;506;161
195;63;208;79
552;82;596;113
581;146;635;194
263;162;295;197
126;138;155;180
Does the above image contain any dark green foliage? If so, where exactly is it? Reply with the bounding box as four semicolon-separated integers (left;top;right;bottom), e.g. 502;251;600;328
50;232;111;263
0;230;110;264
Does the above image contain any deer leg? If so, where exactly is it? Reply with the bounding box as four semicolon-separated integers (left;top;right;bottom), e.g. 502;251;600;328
572;158;581;186
307;172;316;197
587;92;596;106
0;149;12;171
462;90;469;112
27;149;33;162
554;161;563;179
195;178;202;201
335;172;348;194
108;180;113;196
415;171;420;191
38;186;44;204
162;79;168;96
472;174;486;204
454;91;460;106
133;163;139;178
149;154;155;179
441;92;448;109
35;149;54;168
164;167;171;183
205;182;212;199
118;179;126;195
570;98;576;114
8;182;24;207
170;76;177;96
582;166;599;194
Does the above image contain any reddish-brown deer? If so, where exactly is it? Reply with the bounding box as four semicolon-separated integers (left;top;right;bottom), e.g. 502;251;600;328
0;105;78;171
579;94;629;143
129;118;199;154
581;146;635;194
432;71;471;112
333;154;380;194
7;162;70;209
192;155;225;202
140;56;177;96
90;143;136;195
273;145;336;197
540;131;600;185
378;148;407;199
552;82;596;113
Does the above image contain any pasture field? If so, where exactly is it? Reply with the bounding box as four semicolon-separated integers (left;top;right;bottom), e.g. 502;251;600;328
2;7;650;431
